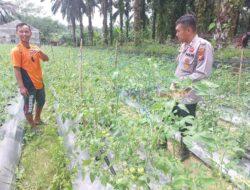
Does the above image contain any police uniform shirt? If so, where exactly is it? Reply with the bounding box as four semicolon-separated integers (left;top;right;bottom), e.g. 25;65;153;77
175;35;214;104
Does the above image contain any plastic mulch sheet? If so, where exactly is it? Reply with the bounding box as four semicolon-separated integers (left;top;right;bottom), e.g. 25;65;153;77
0;95;24;190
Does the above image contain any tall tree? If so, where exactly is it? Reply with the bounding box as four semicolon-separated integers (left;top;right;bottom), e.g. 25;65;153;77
85;0;97;45
79;12;85;44
133;0;142;45
78;0;86;45
51;0;85;46
58;0;76;46
124;0;132;40
118;0;124;44
0;0;16;24
101;0;108;45
109;0;113;45
214;0;245;48
168;0;187;38
157;0;168;43
151;0;157;40
141;0;147;31
195;0;215;33
113;0;125;44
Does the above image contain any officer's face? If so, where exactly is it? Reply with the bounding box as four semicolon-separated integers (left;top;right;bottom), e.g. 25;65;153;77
176;24;191;43
16;25;32;43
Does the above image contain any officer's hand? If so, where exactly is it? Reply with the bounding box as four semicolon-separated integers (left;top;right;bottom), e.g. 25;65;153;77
20;86;29;96
170;82;178;91
30;48;41;56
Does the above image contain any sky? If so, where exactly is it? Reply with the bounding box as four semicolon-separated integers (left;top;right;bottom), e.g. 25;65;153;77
9;0;103;28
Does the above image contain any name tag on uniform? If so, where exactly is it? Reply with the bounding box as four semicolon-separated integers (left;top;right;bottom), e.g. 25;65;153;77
185;52;195;58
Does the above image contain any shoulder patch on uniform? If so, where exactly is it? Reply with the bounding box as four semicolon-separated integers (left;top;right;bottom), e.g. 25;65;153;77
198;45;206;62
189;47;194;53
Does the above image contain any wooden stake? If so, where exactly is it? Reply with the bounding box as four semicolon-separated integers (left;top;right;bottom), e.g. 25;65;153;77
114;40;118;68
237;48;244;96
80;38;83;96
50;45;55;64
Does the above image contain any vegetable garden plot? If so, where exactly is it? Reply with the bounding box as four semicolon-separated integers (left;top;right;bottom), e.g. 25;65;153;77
51;87;114;190
51;86;175;190
0;41;248;189
41;46;245;189
0;43;248;189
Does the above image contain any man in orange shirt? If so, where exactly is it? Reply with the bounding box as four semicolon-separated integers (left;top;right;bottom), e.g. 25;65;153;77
11;23;49;129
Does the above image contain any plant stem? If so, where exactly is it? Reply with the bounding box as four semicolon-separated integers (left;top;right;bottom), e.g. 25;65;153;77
237;49;244;96
114;40;119;119
80;38;83;96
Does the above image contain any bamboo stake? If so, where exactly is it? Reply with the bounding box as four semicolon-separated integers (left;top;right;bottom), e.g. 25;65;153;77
114;40;118;68
50;45;55;64
114;40;119;119
237;48;244;96
80;38;83;96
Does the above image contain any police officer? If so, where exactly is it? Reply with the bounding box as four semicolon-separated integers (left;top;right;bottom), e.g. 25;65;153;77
173;14;214;161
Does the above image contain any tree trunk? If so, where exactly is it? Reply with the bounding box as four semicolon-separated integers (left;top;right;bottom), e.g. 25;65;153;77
141;0;146;31
79;15;84;45
134;0;142;45
125;0;130;41
214;0;244;49
119;0;124;45
157;0;167;44
88;12;93;46
152;7;156;40
169;0;187;38
195;0;215;33
230;9;240;37
71;17;77;47
109;0;113;45
102;0;108;45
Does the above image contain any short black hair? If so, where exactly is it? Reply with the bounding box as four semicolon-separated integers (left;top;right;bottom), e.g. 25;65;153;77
176;14;197;32
16;22;31;31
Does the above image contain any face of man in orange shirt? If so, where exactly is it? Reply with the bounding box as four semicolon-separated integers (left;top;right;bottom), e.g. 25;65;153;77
16;25;32;43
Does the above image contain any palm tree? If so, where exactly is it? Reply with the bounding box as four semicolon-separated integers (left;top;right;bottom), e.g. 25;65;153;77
195;0;215;33
113;0;124;44
0;0;16;24
124;0;132;40
78;2;86;45
141;0;147;31
109;0;113;45
149;0;157;40
157;0;167;44
85;0;97;46
133;0;141;45
51;0;85;46
214;0;245;48
100;0;108;45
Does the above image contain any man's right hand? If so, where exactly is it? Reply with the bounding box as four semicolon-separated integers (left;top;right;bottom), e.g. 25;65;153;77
20;86;29;96
170;82;178;91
